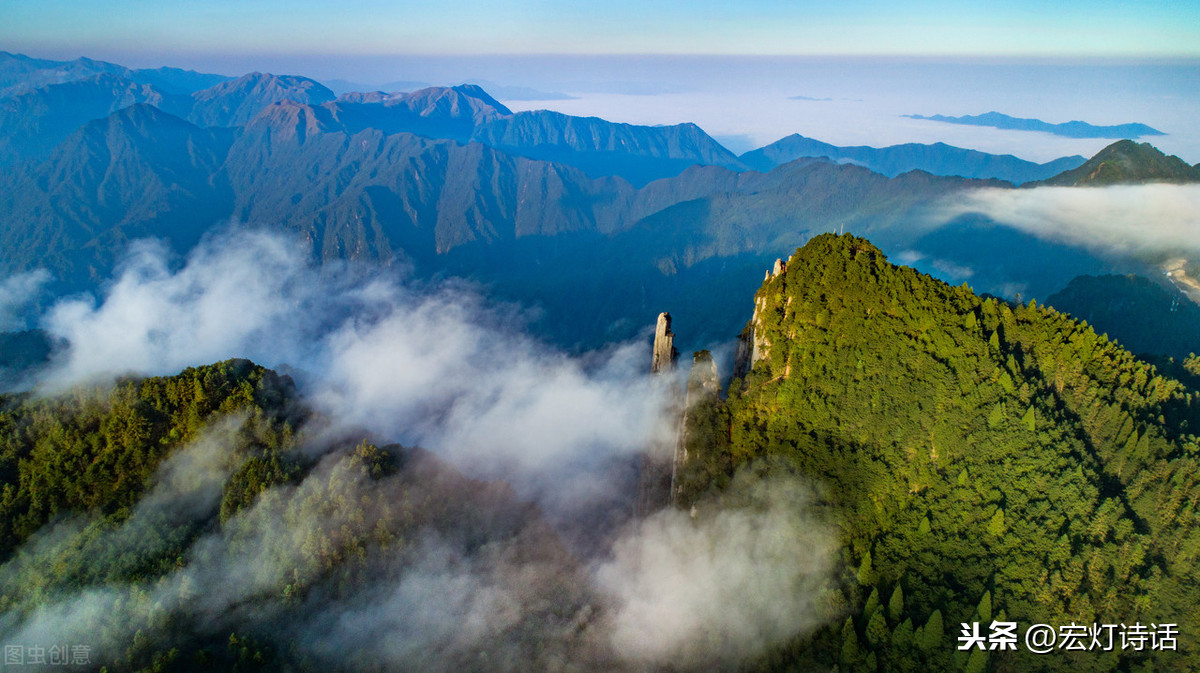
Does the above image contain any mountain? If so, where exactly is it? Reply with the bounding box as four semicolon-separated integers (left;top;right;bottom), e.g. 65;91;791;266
1046;274;1200;359
0;71;333;165
0;105;234;283
1037;139;1200;185
0;52;131;97
0;73;192;165
437;160;1038;347
328;84;512;140
679;233;1200;671
740;134;1085;184
0;99;1141;348
187;72;337;127
0;359;594;670
473;110;747;186
326;90;740;186
129;65;233;95
226;101;633;264
905;111;1164;139
0;51;229;98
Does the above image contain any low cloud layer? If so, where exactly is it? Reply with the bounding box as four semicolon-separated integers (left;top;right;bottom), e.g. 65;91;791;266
935;185;1200;261
39;233;331;387
1;229;838;670
0;407;834;672
597;474;835;668
30;229;671;487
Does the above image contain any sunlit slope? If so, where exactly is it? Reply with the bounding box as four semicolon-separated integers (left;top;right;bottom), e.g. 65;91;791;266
682;233;1200;672
1037;140;1200;186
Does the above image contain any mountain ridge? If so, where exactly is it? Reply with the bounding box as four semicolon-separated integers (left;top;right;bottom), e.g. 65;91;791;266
1036;139;1200;186
906;110;1165;139
741;133;1085;184
0;104;1152;348
0;50;231;98
680;232;1200;671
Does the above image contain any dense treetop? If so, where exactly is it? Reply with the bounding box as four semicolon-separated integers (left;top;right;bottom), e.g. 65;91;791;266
680;233;1200;672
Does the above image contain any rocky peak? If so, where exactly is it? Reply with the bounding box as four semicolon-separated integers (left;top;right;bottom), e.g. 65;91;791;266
651;312;678;374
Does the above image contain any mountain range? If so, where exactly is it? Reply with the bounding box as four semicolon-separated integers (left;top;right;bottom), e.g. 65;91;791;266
2;96;1078;348
905;111;1165;139
0;51;230;98
1;52;1197;354
740;134;1085;184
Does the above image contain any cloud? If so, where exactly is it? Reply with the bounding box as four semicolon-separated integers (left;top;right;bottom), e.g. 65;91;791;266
30;229;677;518
931;258;974;280
0;268;50;331
596;473;835;668
39;233;318;387
6;229;838;670
934;185;1200;261
320;309;673;476
0;436;835;672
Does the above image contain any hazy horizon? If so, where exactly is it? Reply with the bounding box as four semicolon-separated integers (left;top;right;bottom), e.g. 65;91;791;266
9;48;1195;164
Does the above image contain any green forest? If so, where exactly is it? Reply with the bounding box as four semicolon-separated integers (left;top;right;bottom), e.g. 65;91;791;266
678;234;1200;672
0;360;588;672
4;235;1200;672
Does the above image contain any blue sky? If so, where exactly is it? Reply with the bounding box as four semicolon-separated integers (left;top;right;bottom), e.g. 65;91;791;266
4;0;1199;60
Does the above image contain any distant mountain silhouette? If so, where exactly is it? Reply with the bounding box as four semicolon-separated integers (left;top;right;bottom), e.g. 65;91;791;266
1037;139;1200;185
329;84;512;140
0;74;192;165
0;51;229;98
0;71;333;165
274;86;741;186
741;134;1084;184
905;111;1164;139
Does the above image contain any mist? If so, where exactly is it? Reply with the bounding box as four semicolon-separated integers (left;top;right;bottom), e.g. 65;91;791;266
0;228;839;670
597;473;835;668
935;184;1200;261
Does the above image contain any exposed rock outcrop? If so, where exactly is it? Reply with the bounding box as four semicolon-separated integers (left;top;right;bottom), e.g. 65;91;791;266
635;312;682;518
651;312;679;374
733;258;785;380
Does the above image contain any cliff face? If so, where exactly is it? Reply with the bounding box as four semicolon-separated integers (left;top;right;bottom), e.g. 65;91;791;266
732;258;785;381
635;312;682;517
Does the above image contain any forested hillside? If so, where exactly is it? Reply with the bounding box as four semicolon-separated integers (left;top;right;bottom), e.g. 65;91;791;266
679;234;1200;672
0;360;591;672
